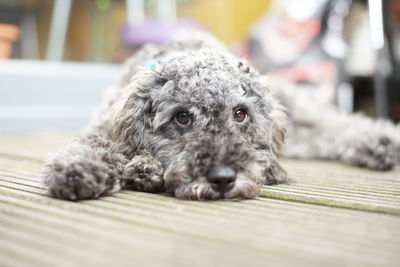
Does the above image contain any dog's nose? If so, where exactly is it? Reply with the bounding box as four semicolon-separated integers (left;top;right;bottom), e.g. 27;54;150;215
207;166;236;192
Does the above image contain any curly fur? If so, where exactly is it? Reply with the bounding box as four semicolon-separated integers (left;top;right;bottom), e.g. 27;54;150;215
43;135;127;200
42;31;400;201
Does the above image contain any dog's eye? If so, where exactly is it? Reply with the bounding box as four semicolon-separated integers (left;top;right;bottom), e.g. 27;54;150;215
233;109;248;123
175;111;192;126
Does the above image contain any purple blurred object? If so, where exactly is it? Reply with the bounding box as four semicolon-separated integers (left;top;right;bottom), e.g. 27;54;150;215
121;19;203;46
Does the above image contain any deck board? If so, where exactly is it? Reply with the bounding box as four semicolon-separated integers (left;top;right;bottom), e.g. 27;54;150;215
0;134;399;267
261;160;400;215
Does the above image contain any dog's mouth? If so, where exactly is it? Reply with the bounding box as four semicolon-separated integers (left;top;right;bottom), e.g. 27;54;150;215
163;155;265;200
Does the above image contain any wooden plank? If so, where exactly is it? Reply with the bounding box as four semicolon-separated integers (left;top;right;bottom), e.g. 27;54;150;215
1;179;399;267
1;140;399;215
0;133;75;161
0;134;400;266
262;160;400;215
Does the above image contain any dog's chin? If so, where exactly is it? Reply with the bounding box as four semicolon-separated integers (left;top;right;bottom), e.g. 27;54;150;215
223;179;260;200
173;177;261;201
174;182;221;200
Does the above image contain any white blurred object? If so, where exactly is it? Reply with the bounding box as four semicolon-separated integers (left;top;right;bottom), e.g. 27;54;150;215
322;32;348;58
0;60;122;133
286;0;326;21
157;0;176;22
345;11;375;76
368;0;384;50
337;82;354;113
46;0;72;61
127;0;145;25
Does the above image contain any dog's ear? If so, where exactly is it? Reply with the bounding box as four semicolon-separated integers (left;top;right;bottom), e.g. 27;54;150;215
111;69;167;155
237;62;286;155
267;91;287;155
264;158;288;185
259;75;289;184
257;76;287;155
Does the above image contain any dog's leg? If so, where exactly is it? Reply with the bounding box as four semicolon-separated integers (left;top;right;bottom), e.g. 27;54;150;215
284;108;400;171
267;76;400;171
122;152;165;193
42;134;128;200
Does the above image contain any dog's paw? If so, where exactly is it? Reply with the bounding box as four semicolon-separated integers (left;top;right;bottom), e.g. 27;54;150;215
43;135;127;200
123;154;165;193
43;157;123;200
343;136;398;171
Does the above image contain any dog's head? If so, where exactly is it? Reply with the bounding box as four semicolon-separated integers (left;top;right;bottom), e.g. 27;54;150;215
112;49;287;200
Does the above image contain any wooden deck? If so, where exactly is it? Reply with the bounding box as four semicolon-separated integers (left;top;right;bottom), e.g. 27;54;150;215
0;134;399;267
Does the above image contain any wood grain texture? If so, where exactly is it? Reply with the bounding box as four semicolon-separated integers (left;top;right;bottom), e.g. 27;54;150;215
262;160;400;215
0;134;399;267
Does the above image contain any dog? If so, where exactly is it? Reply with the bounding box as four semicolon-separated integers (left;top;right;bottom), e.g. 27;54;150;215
43;31;400;201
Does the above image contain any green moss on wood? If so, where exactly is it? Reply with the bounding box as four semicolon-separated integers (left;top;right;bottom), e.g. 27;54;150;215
260;189;400;216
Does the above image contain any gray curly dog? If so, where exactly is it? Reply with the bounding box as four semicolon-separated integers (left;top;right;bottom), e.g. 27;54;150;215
43;31;400;201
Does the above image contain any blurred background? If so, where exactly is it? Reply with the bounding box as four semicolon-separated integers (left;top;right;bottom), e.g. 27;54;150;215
0;0;399;133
